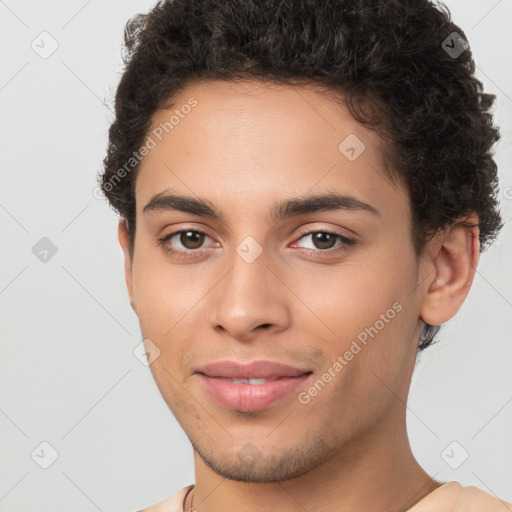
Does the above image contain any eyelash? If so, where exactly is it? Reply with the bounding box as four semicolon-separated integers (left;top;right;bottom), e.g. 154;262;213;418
158;227;356;259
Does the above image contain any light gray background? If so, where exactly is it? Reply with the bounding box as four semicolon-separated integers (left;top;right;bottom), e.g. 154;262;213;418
0;1;511;510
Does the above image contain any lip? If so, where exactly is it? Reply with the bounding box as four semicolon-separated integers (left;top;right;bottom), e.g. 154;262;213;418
195;360;312;379
195;360;313;412
197;373;313;412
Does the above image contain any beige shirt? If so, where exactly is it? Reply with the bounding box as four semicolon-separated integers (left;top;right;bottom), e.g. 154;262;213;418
140;481;512;511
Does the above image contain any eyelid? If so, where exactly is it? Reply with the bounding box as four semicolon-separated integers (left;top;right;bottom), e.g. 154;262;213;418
158;226;217;248
290;226;356;252
158;223;356;256
292;224;356;241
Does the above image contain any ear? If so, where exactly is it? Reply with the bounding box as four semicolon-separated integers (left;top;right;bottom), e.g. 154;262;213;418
419;214;480;326
118;218;137;314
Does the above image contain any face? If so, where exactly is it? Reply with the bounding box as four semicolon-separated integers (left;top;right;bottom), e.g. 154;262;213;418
121;79;431;482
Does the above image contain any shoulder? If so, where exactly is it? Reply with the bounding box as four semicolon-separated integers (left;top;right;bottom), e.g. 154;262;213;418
407;481;512;511
137;484;194;512
457;484;512;511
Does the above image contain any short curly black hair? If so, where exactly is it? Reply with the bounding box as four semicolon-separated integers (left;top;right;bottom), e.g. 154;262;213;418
100;0;503;350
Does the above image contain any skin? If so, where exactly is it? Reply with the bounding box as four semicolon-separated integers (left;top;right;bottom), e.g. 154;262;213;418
118;79;480;511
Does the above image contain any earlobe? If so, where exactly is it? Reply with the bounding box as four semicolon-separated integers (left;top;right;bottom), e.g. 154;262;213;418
117;219;137;314
420;216;480;326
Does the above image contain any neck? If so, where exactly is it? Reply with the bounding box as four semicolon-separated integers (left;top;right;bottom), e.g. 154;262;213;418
189;411;441;512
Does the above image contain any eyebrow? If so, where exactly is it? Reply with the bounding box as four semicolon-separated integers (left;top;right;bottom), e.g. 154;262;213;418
143;190;380;221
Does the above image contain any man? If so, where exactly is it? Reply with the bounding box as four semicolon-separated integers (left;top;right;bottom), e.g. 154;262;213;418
100;0;511;510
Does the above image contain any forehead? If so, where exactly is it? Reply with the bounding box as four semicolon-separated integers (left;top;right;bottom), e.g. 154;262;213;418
135;79;406;221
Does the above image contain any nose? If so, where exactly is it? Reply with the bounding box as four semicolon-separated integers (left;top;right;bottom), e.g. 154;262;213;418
208;247;291;342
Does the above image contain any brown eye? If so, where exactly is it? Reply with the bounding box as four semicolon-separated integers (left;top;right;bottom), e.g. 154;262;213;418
293;229;356;254
159;229;213;256
178;230;206;250
310;232;338;250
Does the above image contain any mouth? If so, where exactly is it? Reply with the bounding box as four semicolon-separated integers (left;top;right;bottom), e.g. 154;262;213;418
195;359;312;379
196;370;314;412
215;377;282;385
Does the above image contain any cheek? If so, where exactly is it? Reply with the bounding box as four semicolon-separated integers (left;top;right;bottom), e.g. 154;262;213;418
296;253;411;340
130;253;215;382
300;244;418;382
130;247;203;334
